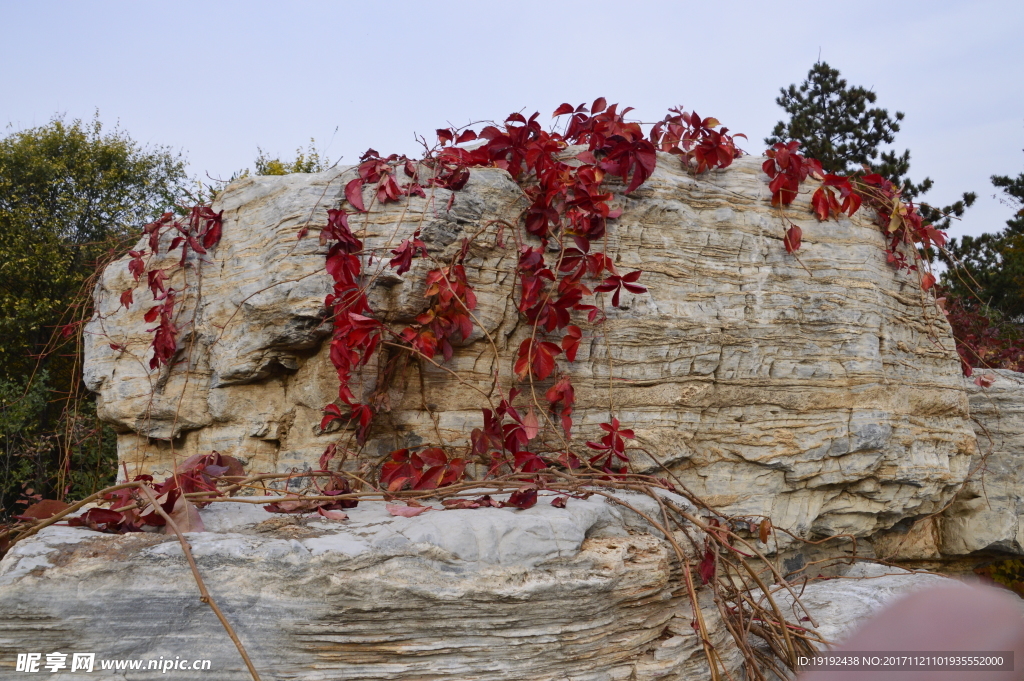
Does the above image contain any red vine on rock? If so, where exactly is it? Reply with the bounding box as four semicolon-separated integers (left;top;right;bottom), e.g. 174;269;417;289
69;452;244;534
310;98;746;485
15;101;892;681
939;294;1024;378
762;140;970;372
762;140;945;279
119;206;223;369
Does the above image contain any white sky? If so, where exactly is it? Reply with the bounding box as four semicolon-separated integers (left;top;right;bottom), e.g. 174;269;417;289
2;0;1022;242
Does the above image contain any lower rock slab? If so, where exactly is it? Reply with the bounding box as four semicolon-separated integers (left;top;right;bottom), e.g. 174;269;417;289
0;493;946;680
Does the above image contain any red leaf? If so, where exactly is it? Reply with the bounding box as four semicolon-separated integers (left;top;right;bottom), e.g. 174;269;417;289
550;496;568;508
557;451;581;469
591;97;607;114
514;338;562;380
128;252;146;281
811;187;830;221
698;547;716;584
120;289;134;309
345;178;367;212
201;213;223;249
522;407;539;441
386;503;432;517
544;376;575;437
552;103;575;117
974;373;996;388
442;494;500;510
442;498;481;509
320;403;343;431
168;495;205;533
16;499;69;521
319;443;337;471
561;325;582;362
504;486;538;509
317;507;349;520
68;507;128;532
784;225;802;254
758;519;771;544
595;271;646;307
921;272;936;291
514;450;547;473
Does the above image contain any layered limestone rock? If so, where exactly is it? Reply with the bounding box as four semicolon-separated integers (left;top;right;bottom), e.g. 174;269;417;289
83;153;976;543
0;493;945;680
867;369;1024;561
943;369;1024;555
0;492;745;680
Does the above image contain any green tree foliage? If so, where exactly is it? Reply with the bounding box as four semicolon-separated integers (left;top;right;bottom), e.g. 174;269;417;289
0;114;189;515
197;139;333;204
942;152;1024;322
253;139;331;176
766;62;975;230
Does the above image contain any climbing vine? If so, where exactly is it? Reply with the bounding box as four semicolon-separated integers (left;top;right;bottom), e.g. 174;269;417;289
2;98;992;681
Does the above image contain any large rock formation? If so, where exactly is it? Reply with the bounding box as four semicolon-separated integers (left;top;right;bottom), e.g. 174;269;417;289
0;493;943;680
83;153;977;545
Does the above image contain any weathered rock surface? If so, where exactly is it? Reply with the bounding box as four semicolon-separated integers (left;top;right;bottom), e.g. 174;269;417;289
83;154;976;543
771;563;947;646
0;493;948;680
0;492;746;680
942;369;1024;555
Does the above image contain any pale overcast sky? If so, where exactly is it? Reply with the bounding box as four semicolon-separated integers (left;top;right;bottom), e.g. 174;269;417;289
2;0;1022;241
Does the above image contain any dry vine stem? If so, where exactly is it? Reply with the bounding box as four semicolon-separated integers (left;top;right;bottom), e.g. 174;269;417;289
0;481;263;680
135;484;263;681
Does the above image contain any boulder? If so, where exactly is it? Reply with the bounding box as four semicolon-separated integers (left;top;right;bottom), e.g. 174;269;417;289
943;369;1024;555
0;494;945;680
0;492;744;680
83;154;976;544
771;563;947;646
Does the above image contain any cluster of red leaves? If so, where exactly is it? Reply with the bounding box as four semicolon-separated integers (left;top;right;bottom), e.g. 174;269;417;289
120;206;223;369
762;142;824;208
811;174;861;222
855;173;946;277
415;100;739;476
319;205;380;444
344;149;426;213
400;258;478;363
650;107;746;174
939;294;1024;378
762;140;982;380
761;142;824;254
263;473;357;518
469;388;550;472
69;452;243;534
143;293;178;370
440;485;543;510
319;147;482;447
585;418;635;474
764;141;944;291
379;448;467;492
312;100;740;483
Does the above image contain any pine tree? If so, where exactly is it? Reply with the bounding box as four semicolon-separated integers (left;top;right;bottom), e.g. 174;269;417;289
767;62;975;229
942;153;1024;321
